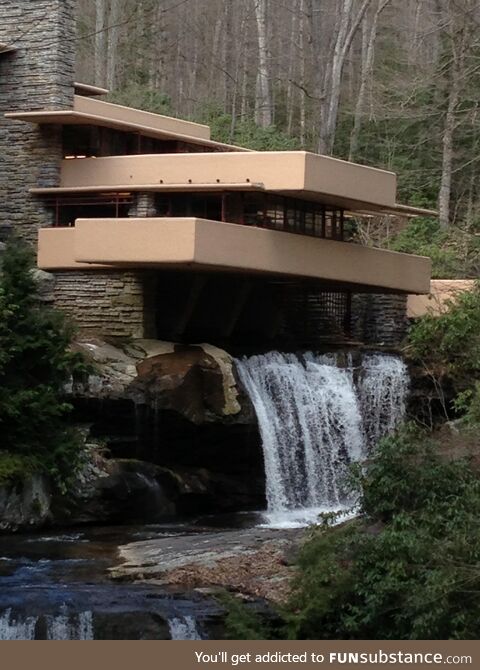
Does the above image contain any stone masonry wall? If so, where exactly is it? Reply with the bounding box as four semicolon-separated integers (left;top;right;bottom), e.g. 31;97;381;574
351;294;409;347
0;0;76;244
51;271;158;339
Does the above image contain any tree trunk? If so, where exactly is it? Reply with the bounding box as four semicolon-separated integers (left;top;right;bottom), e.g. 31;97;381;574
317;0;371;155
438;70;461;229
299;0;307;146
106;0;121;91
95;0;107;87
254;0;272;127
438;1;472;229
349;0;390;160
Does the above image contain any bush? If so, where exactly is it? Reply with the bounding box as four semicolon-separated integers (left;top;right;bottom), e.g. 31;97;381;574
287;427;480;640
407;281;480;389
0;240;86;491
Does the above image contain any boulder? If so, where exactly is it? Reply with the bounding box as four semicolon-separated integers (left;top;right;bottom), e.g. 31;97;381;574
53;442;262;526
70;338;251;425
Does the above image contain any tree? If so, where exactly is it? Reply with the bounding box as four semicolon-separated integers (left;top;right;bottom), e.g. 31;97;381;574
254;0;272;127
349;0;392;161
95;0;107;87
314;0;372;155
437;0;477;229
0;241;85;490
106;0;122;90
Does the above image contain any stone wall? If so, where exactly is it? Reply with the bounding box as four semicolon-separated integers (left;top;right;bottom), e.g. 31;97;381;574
50;271;158;339
351;293;408;347
0;0;76;244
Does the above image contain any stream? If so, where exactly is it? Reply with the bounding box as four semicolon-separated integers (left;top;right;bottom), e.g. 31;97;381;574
0;521;231;640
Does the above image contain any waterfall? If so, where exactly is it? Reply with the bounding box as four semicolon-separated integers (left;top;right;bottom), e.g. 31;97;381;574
236;351;408;527
360;353;409;449
0;609;94;640
168;616;201;640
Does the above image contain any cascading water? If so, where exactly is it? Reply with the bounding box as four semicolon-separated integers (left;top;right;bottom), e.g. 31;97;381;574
0;608;94;640
236;351;408;527
168;616;202;640
359;353;409;449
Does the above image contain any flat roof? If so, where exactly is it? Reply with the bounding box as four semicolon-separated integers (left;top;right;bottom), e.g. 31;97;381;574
28;151;437;216
45;151;397;211
5;95;249;152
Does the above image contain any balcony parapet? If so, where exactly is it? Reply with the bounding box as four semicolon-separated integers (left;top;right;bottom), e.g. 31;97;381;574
38;217;431;295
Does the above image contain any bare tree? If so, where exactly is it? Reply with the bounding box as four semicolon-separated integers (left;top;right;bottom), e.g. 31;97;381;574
95;0;107;86
437;0;476;228
315;0;372;155
254;0;272;127
349;0;391;160
106;0;122;90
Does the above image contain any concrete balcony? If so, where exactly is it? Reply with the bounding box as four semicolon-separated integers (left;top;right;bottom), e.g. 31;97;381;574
30;151;404;214
37;218;431;294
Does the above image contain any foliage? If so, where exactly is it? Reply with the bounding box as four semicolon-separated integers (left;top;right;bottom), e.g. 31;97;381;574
107;84;172;116
0;452;39;486
215;592;275;641
286;426;480;640
389;217;480;279
407;281;480;388
206;112;300;151
0;240;86;491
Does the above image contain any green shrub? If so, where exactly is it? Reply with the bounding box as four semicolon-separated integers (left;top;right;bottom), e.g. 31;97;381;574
0;452;39;486
407;281;480;389
287;427;480;640
0;239;86;491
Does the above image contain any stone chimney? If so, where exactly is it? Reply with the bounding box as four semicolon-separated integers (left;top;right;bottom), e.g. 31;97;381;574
0;0;76;242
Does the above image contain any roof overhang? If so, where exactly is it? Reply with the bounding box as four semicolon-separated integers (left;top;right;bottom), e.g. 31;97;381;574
32;151;398;213
5;95;249;152
37;217;431;294
74;82;110;97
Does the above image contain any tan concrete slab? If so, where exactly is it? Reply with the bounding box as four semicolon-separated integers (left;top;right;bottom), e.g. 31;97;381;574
63;217;431;294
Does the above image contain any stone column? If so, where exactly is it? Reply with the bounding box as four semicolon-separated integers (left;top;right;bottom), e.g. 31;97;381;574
0;0;76;243
128;193;158;218
351;294;409;346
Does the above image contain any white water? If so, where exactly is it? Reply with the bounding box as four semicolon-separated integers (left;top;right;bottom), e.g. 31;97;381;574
359;353;409;449
0;608;94;640
236;351;408;528
168;615;202;640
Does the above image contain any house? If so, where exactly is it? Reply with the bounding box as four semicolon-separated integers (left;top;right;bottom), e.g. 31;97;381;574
0;0;431;348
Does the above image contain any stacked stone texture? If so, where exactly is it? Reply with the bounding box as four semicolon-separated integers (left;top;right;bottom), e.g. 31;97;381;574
0;0;76;244
52;271;157;339
351;294;408;347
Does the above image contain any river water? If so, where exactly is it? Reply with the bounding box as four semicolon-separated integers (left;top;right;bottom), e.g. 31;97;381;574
0;523;223;640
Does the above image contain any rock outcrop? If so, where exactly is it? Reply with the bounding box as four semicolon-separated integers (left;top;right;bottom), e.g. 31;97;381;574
69;338;252;425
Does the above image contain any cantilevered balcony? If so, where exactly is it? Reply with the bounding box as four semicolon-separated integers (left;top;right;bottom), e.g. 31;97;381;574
29;151;436;217
37;217;431;294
